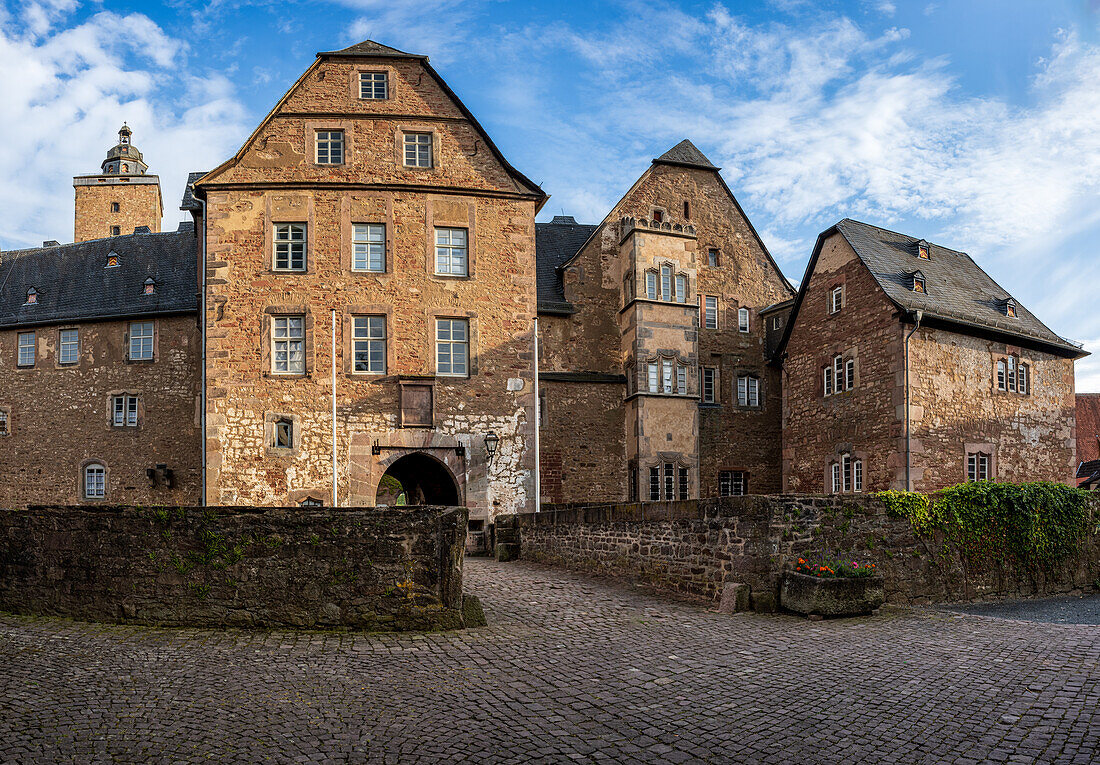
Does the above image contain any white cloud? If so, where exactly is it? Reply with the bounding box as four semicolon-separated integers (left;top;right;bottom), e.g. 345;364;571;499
0;6;247;248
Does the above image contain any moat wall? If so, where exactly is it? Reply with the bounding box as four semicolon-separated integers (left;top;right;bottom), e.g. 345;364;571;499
0;505;468;630
501;496;1100;610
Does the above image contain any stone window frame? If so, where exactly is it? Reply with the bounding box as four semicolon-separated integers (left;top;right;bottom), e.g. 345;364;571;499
313;127;346;167
106;390;143;429
0;405;10;436
640;458;692;501
355;68;391;100
650;206;667;224
306;119;354;168
265;195;316;275
351;222;387;273
110;201;120;213
433;226;470;277
126;320;157;364
965;443;996;482
700;365;719;405
734;369;763;409
825;448;868;494
705;246;720;268
738;306;751;333
829;284;844;315
16;330;36;368
110;225;121;237
822;348;859;397
994;353;1030;395
342;305;394;377
425;199;477;280
429;310;478;379
265;412;303;458
701;294;720;330
718;470;748;497
57;326;80;368
261;305;314;378
397;126;439;172
340;193;396;277
80;458;109;502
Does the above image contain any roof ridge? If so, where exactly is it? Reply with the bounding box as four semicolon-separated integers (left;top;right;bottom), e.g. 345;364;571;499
837;218;969;257
653;139;719;170
317;40;423;58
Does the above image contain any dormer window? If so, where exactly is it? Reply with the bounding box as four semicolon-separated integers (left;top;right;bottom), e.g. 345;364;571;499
917;240;930;260
911;271;926;294
1005;299;1017;318
143;278;156;295
106;252;119;268
25;287;37;305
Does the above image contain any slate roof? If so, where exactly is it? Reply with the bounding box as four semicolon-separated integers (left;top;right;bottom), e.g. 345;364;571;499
535;216;598;313
833;219;1084;356
317;40;423;59
180;171;207;212
1076;393;1100;464
653;140;719;171
0;225;197;328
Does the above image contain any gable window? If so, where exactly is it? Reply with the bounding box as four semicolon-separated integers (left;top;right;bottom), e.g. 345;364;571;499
17;332;35;367
702;367;716;404
645;271;658;300
315;130;344;165
359;71;388;99
917;240;930;260
663;462;674;500
737;374;760;407
274;418;294;449
353;316;386;374
436;318;469;376
660;265;673;302
129;321;154;361
912;271;926;294
1005;299;1018;318
652;209;664;223
967;452;990;482
720;471;746;497
84;463;106;499
59;329;79;366
352;224;386;272
273;223;307;271
1007;356;1017;393
649;467;660;501
272;316;305;374
112;395;139;427
675;274;687;304
110;226;120;236
738;307;750;333
997;356;1029;394
683;201;690;220
143;278;156;295
0;409;7;436
678;467;689;500
110;202;120;213
435;227;468;276
830;286;843;314
703;296;718;329
707;248;719;267
403;132;433;168
1018;362;1029;394
25;287;37;305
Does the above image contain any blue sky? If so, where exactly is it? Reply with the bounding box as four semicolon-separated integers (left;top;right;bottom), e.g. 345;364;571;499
3;0;1100;387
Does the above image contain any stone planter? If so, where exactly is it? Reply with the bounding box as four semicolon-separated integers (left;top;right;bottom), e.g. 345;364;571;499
780;571;885;617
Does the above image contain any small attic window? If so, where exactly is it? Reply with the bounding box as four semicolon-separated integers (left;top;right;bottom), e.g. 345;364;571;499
143;278;156;295
106;252;120;268
911;271;926;294
917;240;930;260
652;208;664;223
1005;299;1018;318
25;287;38;305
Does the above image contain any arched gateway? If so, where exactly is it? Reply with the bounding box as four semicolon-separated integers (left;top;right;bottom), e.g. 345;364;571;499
376;452;460;506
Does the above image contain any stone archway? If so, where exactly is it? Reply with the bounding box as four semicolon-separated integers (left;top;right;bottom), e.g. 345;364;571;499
377;452;460;506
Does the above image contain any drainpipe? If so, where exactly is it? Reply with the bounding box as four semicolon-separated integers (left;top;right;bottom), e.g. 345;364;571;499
533;316;541;513
331;308;338;507
905;309;923;491
199;197;208;507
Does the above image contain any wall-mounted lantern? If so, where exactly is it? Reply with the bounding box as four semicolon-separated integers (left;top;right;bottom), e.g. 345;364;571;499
484;432;500;462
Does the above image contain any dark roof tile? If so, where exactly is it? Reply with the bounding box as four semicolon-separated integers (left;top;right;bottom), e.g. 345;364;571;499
317;40;422;59
535;218;598;312
653;140;719;171
180;171;207;211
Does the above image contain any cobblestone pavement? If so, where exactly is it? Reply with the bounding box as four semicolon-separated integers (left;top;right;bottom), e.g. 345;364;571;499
2;559;1098;764
941;592;1100;625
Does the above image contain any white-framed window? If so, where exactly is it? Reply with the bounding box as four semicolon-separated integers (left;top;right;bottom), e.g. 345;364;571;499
707;248;719;267
17;332;34;367
112;395;138;427
676;364;687;395
84;463;106;499
0;409;9;435
1018;362;1029;394
845;359;855;391
997;359;1007;391
738;307;750;333
675;274;687;304
772;316;782;330
824;366;834;396
831;286;843;314
831;463;841;493
967;452;990;482
645;271;658;300
702;367;716;403
436;318;469;376
703;296;718;329
435;227;468;276
842;453;852;492
663;463;674;501
404;132;432;168
352;224;385;272
272;316;305;374
273;223;307;271
834;355;845;393
353;316;386;374
678;466;689;500
737;375;759;407
853;459;863;493
359;71;388;99
647;362;659;393
59;329;78;365
129;321;154;361
720;471;746;497
274;418;293;449
660;265;673;302
315;130;344;164
662;359;673;394
649;467;660;501
1007;356;1017;393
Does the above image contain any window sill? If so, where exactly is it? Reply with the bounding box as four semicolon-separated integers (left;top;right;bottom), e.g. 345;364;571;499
265;372;310;379
698;402;721;409
126;358;155;365
432;273;472;280
270;269;309;275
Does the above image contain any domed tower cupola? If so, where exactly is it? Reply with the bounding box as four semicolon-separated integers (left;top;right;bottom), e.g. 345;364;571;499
100;124;148;176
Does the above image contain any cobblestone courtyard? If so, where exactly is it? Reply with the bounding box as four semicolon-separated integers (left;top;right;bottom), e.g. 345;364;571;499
2;558;1098;764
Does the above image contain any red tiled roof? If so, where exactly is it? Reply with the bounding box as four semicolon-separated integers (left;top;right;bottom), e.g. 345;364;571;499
1076;394;1100;464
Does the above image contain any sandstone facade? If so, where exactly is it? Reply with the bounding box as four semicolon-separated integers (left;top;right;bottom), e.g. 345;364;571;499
73;125;163;243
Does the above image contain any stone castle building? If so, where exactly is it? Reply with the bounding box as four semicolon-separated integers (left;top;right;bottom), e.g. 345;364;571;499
0;40;1087;514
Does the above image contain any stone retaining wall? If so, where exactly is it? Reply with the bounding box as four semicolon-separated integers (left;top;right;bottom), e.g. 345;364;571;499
0;505;468;630
502;496;1100;610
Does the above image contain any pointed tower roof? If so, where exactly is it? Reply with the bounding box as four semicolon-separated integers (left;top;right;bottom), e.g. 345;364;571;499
317;40;425;59
653;140;719;171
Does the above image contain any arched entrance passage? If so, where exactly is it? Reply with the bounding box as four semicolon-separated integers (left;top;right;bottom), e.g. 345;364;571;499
376;452;460;506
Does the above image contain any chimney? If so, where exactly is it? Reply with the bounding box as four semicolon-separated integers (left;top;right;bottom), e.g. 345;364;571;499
134;225;151;234
43;240;60;247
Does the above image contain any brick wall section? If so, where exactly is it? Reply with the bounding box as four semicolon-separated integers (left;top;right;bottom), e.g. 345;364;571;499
1075;393;1100;465
74;182;162;242
200;54;540;517
0;315;201;508
0;505;468;630
783;233;903;492
506;496;1100;608
538;380;626;503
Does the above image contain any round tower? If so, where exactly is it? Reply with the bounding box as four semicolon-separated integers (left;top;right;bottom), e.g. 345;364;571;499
73;124;163;242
